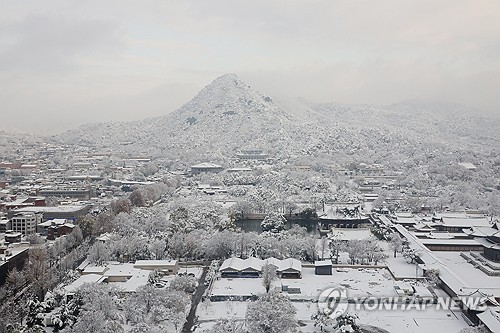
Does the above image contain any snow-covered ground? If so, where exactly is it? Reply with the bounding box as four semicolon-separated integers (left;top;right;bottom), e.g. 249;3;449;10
284;267;396;299
210;267;397;299
180;266;204;279
382;240;423;279
195;300;470;332
210;277;266;296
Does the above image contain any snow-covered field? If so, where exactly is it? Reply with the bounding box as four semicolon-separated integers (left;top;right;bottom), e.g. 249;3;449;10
210;267;397;299
383;242;423;279
195;300;470;332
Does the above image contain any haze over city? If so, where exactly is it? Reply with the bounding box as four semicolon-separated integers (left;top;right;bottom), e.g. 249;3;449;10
1;0;500;134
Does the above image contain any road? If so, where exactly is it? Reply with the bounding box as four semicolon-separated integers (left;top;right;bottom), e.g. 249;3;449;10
182;266;208;333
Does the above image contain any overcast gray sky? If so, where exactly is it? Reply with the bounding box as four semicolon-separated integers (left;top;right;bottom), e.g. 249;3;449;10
1;0;499;134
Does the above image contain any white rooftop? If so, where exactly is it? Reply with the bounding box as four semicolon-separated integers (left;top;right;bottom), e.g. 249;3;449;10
134;260;178;267
314;260;332;267
15;205;87;213
220;257;302;273
191;162;223;169
64;274;105;293
458;162;477;170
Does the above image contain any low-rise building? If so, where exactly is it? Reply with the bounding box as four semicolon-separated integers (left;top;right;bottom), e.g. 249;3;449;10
220;257;302;278
39;187;96;200
47;222;76;241
0;218;11;233
314;260;333;275
190;163;223;175
10;212;40;236
236;149;268;160
4;232;22;244
465;226;500;262
1;196;46;210
9;205;90;221
0;245;29;285
133;260;179;275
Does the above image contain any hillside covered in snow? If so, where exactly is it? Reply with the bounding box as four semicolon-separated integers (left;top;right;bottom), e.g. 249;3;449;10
54;74;500;164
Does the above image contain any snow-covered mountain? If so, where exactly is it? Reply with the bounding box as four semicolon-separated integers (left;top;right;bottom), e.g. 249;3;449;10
308;99;500;152
55;74;500;162
57;74;320;160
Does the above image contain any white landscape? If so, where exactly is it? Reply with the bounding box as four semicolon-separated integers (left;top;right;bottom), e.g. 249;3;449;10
1;1;500;333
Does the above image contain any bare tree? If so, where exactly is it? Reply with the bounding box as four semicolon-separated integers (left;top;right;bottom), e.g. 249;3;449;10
129;189;145;207
328;231;343;264
6;267;26;294
304;236;318;263
317;236;329;260
76;215;95;239
284;201;298;218
389;233;403;258
345;239;364;265
111;197;131;215
261;263;277;293
26;248;53;301
93;211;115;236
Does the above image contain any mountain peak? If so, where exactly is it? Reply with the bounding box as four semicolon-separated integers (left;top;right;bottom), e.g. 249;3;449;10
175;73;276;117
213;72;241;82
206;73;249;92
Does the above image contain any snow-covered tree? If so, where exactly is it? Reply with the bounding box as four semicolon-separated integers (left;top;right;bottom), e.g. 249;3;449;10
304;236;318;263
203;230;237;259
328;231;343;264
149;238;166;260
69;309;123;333
344;239;364;265
372;250;389;265
334;313;361;332
246;291;297;333
129;323;152;333
389;233;403;258
261;263;277;293
261;212;287;233
25;248;53;301
87;242;112;265
402;247;421;264
311;310;334;332
49;292;80;331
170;275;197;294
459;326;490;333
6;267;26;294
425;268;441;288
123;286;189;331
207;318;244;333
69;284;123;333
234;232;258;258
